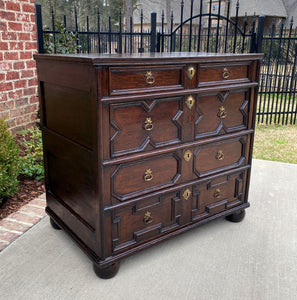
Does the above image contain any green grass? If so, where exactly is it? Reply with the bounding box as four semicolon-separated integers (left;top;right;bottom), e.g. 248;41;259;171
253;124;297;164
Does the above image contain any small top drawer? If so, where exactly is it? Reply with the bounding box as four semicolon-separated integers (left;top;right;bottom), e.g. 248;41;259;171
198;62;250;87
109;65;184;95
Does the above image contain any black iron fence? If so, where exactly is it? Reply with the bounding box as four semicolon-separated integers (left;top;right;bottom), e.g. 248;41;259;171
35;0;297;125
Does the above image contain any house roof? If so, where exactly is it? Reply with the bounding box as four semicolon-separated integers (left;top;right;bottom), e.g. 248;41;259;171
230;0;287;18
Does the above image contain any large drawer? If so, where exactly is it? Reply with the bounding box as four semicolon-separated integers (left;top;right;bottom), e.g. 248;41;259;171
109;65;184;95
110;169;247;253
193;135;249;177
195;89;249;139
109;97;183;157
111;153;181;201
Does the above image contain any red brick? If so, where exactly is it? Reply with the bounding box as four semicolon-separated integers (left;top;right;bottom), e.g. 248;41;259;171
0;0;4;9
6;71;20;81
0;82;13;91
0;92;8;102
28;78;37;87
0;42;9;51
8;21;23;31
16;13;30;22
30;113;37;122
30;95;39;104
0;11;15;21
0;101;15;110
31;31;37;41
25;60;36;69
0;219;31;232
19;51;32;59
30;14;36;23
23;23;34;32
15;98;29;107
16;114;31;125
14;79;27;89
10;41;24;50
24;87;36;96
8;211;40;224
0;228;20;243
25;42;37;50
0;52;2;61
18;32;30;41
4;52;18;60
0;21;7;31
13;61;25;70
9;89;24;100
20;205;46;217
0;111;10;119
1;31;17;41
0;74;5;81
6;2;21;12
24;103;37;113
29;199;46;207
10;107;25;118
22;3;35;13
21;69;34;78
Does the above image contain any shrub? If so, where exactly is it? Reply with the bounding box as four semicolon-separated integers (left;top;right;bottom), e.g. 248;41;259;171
18;127;44;181
0;119;21;204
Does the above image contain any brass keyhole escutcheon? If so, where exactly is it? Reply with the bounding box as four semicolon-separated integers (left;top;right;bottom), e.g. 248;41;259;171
144;211;153;224
145;71;155;85
187;66;195;80
144;117;153;131
217;106;227;119
144;169;153;182
216;150;224;161
184;150;192;162
214;188;221;198
186;95;195;110
222;67;229;79
183;188;191;200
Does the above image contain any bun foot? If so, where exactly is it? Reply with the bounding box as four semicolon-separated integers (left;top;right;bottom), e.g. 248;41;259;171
226;209;246;223
93;261;120;279
50;217;62;230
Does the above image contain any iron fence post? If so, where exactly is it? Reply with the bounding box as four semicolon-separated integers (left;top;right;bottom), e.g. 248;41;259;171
256;15;265;53
150;12;157;53
35;3;44;54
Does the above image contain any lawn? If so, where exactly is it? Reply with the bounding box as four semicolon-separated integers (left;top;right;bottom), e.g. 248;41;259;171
253;124;297;164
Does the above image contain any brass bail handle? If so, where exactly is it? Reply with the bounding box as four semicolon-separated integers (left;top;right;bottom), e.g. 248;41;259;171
218;106;227;119
222;67;229;79
145;71;155;85
213;188;221;198
144;211;153;224
216;150;224;161
144;169;153;182
144;117;153;131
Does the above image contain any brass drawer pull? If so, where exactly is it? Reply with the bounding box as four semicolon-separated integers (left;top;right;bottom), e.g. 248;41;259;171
222;67;229;79
145;71;155;85
143;211;153;224
144;117;153;131
183;188;191;200
184;150;192;162
144;169;153;182
216;150;224;161
186;95;194;109
217;106;227;119
214;188;221;198
187;66;195;80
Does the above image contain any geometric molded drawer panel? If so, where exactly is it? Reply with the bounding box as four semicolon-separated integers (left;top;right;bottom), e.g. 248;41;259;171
111;190;183;252
191;170;247;221
111;153;181;201
195;90;248;139
194;135;248;177
110;97;183;157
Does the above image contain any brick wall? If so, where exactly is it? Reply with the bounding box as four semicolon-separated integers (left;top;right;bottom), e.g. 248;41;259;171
0;0;38;135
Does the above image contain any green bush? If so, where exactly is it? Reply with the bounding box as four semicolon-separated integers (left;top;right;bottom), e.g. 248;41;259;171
0;119;21;204
18;127;44;181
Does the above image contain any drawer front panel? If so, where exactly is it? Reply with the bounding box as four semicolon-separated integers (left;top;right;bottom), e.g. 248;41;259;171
191;170;247;221
110;97;183;157
111;153;181;201
194;135;248;177
111;189;188;253
109;65;184;95
195;90;249;139
198;63;250;86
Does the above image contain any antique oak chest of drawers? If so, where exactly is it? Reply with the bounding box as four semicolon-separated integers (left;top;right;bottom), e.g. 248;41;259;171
35;52;262;278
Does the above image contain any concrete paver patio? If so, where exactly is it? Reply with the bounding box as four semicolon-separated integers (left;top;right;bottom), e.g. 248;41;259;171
0;159;296;300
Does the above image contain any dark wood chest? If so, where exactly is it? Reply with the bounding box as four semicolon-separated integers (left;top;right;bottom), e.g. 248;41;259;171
35;52;262;278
